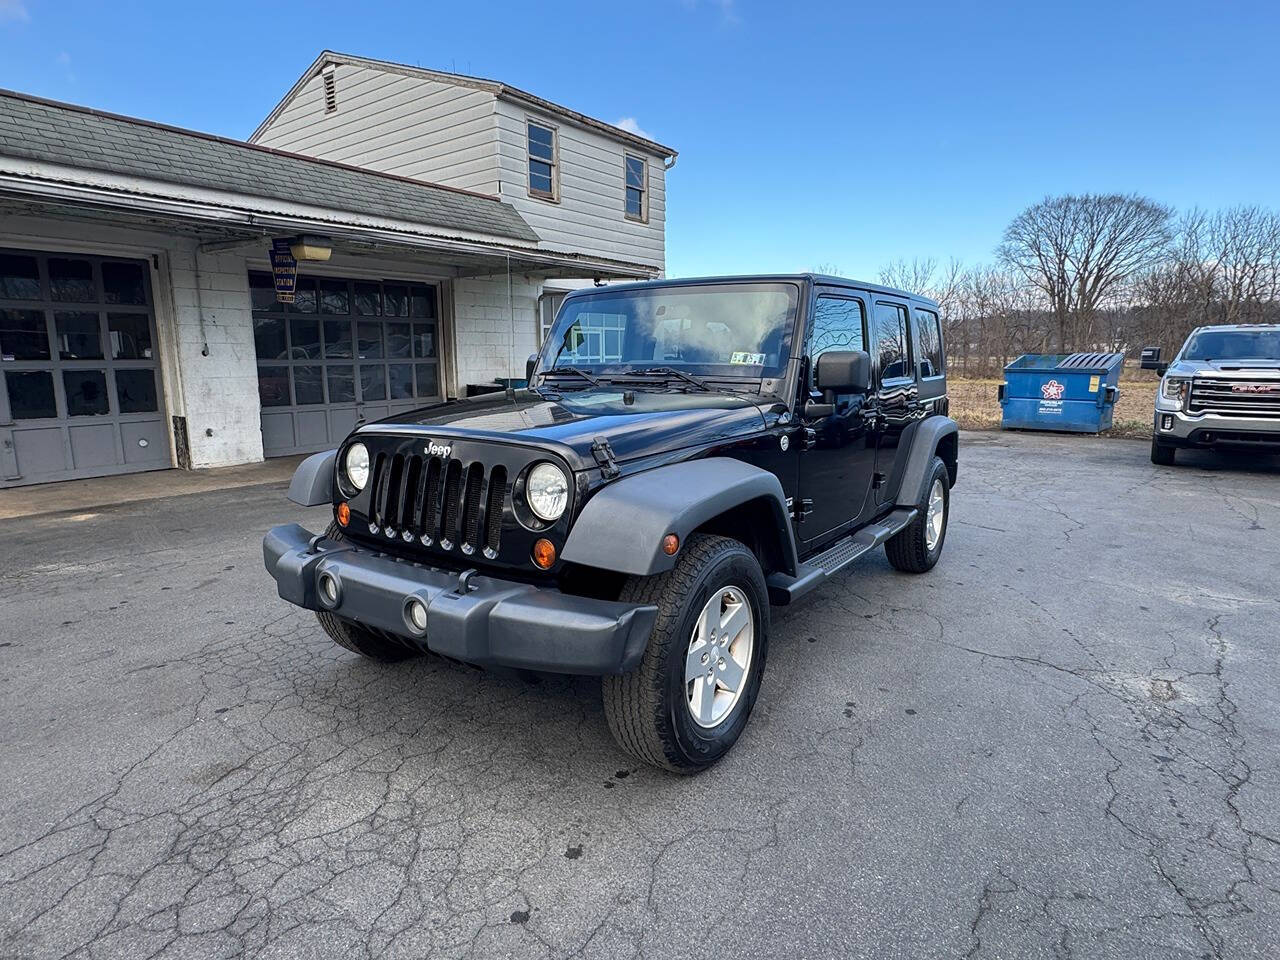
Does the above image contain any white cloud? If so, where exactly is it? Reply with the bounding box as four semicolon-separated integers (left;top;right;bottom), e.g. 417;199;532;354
614;116;655;141
0;0;29;23
680;0;739;24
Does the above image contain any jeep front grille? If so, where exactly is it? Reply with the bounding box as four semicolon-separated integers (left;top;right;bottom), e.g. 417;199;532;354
368;452;509;558
1189;378;1280;418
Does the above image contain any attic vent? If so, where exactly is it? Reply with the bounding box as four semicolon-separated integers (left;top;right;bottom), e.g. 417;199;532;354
322;70;337;113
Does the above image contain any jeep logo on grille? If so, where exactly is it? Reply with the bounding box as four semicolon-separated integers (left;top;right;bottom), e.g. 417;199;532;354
426;441;452;457
1231;383;1280;393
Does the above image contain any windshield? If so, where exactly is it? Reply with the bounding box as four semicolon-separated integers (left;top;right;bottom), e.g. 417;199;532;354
541;282;799;380
1182;329;1280;361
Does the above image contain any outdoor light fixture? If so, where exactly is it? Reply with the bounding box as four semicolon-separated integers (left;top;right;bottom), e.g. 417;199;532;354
288;234;333;261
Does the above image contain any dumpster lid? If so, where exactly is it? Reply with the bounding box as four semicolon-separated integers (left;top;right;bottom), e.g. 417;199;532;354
1005;352;1125;373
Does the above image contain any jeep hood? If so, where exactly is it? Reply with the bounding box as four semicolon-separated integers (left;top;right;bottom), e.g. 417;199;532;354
359;388;769;470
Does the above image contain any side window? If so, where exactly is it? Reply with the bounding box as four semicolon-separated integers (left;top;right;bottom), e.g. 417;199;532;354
808;296;865;389
915;308;944;379
873;301;911;381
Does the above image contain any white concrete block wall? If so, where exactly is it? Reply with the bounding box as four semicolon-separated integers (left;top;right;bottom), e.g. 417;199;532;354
166;247;262;468
450;274;543;388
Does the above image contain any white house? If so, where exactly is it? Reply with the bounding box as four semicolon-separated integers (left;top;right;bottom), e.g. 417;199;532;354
0;57;676;487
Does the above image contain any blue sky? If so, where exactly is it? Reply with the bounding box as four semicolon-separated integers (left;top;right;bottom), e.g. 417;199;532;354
2;0;1277;279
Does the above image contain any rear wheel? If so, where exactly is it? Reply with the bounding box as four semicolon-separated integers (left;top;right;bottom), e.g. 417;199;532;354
602;535;769;773
1151;437;1176;465
886;457;950;573
315;522;421;662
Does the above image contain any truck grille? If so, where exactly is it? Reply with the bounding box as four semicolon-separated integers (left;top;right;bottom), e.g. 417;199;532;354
367;451;509;559
1189;378;1280;419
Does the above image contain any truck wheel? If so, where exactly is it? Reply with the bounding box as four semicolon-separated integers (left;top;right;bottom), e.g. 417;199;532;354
315;523;421;663
1151;438;1176;465
885;457;949;574
602;535;769;773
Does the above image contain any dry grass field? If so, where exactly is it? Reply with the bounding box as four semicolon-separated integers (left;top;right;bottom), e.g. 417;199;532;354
949;373;1158;438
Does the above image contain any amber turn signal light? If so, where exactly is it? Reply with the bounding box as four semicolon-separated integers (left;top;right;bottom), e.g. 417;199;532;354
661;533;679;556
532;538;557;569
336;502;350;527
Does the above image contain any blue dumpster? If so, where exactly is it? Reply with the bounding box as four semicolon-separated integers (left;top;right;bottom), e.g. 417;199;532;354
998;352;1124;433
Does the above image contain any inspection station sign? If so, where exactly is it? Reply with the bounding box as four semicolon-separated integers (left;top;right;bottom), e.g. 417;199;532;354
269;238;297;304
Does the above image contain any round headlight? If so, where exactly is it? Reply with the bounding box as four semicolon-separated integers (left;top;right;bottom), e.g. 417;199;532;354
526;462;569;522
344;442;370;491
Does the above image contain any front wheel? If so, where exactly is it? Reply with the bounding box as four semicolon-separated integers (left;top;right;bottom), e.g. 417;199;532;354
885;457;950;573
1151;438;1176;465
602;535;769;773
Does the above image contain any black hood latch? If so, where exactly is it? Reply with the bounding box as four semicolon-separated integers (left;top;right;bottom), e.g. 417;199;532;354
590;436;621;480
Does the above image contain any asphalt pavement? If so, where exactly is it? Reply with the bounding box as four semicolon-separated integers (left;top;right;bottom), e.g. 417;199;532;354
1;433;1278;959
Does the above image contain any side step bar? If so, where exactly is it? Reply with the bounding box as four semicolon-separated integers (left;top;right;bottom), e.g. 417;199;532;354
766;507;918;605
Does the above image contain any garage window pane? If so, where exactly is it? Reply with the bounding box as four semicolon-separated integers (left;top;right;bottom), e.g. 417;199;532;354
116;369;158;413
327;365;355;403
412;323;436;358
389;363;413;399
383;284;409;318
0;254;40;300
354;281;382;316
55;312;102;360
49;258;96;302
63;369;110;416
319;279;349;314
102;262;146;305
7;370;57;419
324;320;353;358
288;278;317;314
293;365;324;405
249;271;277;311
386;322;411;358
253;318;286;361
257;366;290;407
360;364;386;401
109;313;152;359
415;362;438;398
410;285;435;318
289;318;321;360
1;308;50;360
356;322;383;359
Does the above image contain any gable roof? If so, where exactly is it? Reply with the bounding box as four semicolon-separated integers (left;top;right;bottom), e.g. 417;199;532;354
251;51;679;160
0;88;540;244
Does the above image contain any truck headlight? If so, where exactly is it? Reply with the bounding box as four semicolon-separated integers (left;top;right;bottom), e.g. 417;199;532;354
1161;378;1188;405
344;442;370;491
526;462;569;521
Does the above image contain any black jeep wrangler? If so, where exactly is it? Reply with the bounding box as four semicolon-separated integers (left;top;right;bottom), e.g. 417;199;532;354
264;275;958;772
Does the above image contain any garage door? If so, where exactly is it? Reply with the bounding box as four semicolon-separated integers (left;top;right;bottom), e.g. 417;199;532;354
0;249;169;488
251;273;441;457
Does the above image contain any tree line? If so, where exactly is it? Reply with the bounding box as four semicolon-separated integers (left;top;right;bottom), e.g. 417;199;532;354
876;195;1280;378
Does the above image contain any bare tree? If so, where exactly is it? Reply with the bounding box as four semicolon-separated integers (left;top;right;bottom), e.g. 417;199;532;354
998;194;1173;352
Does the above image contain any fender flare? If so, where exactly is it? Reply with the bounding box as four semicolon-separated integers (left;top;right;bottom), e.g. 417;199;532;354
894;416;959;508
287;449;336;506
562;457;798;577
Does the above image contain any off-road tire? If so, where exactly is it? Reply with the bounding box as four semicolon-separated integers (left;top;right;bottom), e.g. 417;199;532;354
885;456;949;574
602;535;769;774
315;522;421;662
1151;438;1176;465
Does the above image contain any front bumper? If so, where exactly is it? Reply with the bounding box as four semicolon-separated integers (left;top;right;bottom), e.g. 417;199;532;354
263;524;657;675
1153;409;1280;448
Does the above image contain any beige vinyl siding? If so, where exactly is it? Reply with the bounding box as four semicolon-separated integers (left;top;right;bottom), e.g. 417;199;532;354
252;64;501;195
494;101;666;270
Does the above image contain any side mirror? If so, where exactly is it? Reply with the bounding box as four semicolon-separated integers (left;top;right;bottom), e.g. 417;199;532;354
814;350;871;394
526;353;538;383
1139;346;1167;375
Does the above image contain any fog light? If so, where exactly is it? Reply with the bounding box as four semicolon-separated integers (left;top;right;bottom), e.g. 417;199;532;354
532;538;556;569
318;572;338;606
1161;415;1174;431
336;502;350;527
406;598;428;633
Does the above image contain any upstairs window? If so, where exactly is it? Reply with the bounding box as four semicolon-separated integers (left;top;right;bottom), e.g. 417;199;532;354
625;154;648;221
527;121;558;200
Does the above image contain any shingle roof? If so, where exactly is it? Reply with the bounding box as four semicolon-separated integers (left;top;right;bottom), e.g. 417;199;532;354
0;89;540;244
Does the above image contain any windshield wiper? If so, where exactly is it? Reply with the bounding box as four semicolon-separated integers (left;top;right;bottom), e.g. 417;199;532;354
541;365;601;386
625;366;713;391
